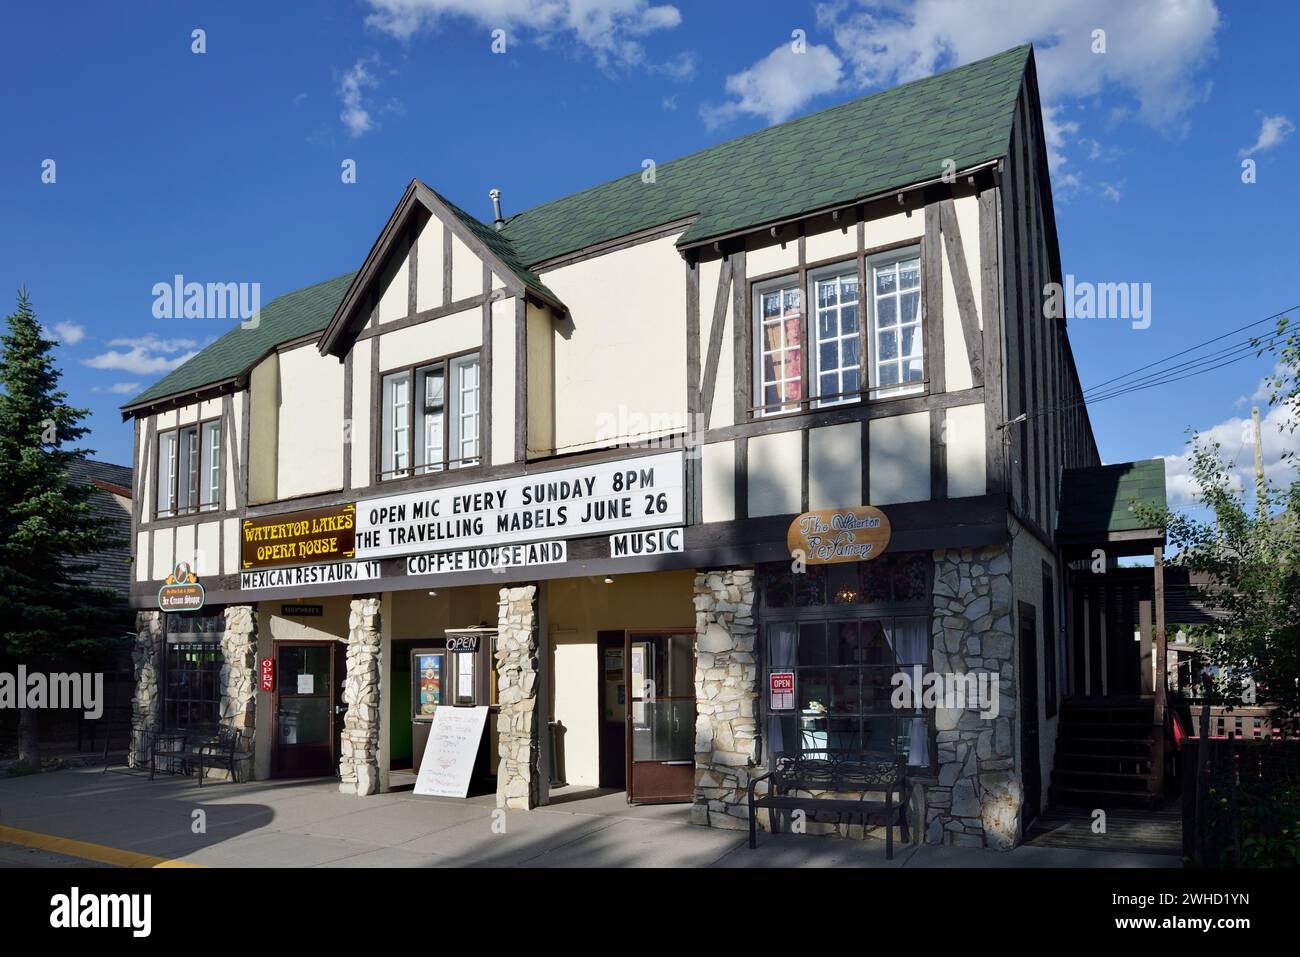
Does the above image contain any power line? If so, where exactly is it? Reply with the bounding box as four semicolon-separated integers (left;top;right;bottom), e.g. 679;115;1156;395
1082;303;1298;394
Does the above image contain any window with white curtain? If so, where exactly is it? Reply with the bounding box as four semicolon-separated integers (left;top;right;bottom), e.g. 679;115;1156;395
156;430;177;516
200;421;221;507
758;556;933;768
381;352;480;479
156;420;221;517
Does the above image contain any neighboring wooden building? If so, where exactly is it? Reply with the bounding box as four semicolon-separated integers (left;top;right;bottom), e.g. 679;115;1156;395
120;45;1162;848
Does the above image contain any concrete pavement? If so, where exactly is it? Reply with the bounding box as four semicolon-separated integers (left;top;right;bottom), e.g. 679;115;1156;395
0;768;1182;868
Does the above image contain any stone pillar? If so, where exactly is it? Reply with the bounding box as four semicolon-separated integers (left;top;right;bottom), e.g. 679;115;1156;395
220;606;258;762
340;596;382;796
928;546;1019;848
691;568;758;829
128;610;165;768
496;585;540;809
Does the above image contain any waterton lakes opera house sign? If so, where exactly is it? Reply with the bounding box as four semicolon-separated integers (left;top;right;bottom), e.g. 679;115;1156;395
234;451;685;591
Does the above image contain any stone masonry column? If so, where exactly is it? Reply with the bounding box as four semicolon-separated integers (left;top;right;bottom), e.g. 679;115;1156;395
496;585;540;809
128;610;165;768
928;546;1019;848
691;568;758;829
219;606;259;766
340;596;382;795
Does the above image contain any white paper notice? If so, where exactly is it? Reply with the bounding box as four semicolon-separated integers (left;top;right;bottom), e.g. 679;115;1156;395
414;706;490;798
297;674;314;694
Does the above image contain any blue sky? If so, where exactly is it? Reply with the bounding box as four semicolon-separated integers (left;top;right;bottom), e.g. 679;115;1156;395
1;0;1296;510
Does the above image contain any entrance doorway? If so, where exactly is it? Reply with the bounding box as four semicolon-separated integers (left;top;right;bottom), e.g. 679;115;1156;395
626;630;695;804
273;641;345;777
597;631;626;789
1018;602;1042;826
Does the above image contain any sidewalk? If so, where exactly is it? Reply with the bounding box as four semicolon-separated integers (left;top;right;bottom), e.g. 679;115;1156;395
0;768;1182;868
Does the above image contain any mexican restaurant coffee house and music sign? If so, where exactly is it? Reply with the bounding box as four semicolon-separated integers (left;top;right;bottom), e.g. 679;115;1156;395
122;47;1149;852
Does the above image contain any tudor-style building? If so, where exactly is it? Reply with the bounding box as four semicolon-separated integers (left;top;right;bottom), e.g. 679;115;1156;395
121;45;1154;848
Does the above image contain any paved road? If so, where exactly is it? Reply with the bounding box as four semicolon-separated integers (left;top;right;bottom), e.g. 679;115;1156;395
0;768;1182;868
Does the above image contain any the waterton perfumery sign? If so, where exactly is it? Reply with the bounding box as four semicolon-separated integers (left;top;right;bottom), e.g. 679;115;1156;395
356;450;685;571
787;505;891;564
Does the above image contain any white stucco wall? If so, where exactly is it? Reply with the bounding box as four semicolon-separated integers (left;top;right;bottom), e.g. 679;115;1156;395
541;233;688;453
277;344;345;498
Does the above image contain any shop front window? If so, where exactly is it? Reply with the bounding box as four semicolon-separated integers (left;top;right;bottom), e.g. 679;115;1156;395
759;557;933;769
163;609;226;729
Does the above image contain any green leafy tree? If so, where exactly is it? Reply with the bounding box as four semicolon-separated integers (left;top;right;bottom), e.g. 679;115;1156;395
0;289;123;766
1134;440;1300;727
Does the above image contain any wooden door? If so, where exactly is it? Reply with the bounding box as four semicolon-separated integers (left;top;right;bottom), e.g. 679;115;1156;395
626;630;695;804
273;642;338;778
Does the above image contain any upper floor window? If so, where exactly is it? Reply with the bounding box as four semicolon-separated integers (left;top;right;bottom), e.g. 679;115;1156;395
869;250;923;397
155;419;221;518
381;352;480;480
752;245;923;417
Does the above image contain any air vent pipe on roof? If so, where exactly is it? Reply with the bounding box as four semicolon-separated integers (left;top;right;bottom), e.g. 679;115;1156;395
489;189;504;231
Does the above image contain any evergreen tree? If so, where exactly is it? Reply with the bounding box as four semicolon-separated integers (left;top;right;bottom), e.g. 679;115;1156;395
0;288;122;766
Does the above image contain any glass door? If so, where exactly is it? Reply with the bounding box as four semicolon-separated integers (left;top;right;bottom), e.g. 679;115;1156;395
626;630;695;803
273;642;339;777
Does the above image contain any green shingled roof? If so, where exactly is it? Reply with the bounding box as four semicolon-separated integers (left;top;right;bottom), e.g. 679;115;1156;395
124;45;1030;413
1057;460;1168;537
123;273;355;410
499;44;1030;263
432;188;558;304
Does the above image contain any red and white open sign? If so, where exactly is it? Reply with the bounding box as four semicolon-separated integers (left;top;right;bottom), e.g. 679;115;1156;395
769;671;794;711
260;657;275;692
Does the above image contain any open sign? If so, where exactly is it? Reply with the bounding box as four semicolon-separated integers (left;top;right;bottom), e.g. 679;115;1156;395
769;671;794;711
445;634;481;653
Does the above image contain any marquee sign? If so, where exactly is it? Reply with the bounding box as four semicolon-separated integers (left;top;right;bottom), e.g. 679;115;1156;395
355;450;684;561
158;562;205;612
241;504;356;570
786;505;891;564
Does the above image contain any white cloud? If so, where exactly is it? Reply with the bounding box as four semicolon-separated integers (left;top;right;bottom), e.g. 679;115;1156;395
83;335;200;375
1239;114;1294;157
92;382;142;395
701;42;843;128
42;321;86;345
812;0;1221;187
362;0;688;73
1162;381;1300;508
339;58;382;138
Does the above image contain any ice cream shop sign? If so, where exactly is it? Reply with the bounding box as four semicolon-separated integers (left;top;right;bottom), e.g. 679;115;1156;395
157;562;205;611
786;506;891;564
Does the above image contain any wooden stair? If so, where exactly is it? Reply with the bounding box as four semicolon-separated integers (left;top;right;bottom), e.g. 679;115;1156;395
1050;697;1159;809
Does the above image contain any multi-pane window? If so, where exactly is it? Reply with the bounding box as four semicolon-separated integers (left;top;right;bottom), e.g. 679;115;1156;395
155;419;220;518
758;556;934;768
812;268;861;408
381;352;480;480
756;282;803;414
753;246;922;416
870;253;923;395
163;609;226;729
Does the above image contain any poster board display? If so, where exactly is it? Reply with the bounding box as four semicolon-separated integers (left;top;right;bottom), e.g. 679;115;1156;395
414;706;489;798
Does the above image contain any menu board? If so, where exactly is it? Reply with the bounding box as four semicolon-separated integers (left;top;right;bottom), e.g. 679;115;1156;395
414;706;490;798
415;653;442;717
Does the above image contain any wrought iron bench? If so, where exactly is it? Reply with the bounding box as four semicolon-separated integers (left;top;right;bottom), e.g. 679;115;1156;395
190;727;249;786
747;752;910;858
148;726;249;785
